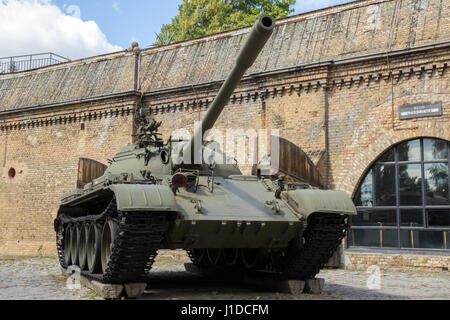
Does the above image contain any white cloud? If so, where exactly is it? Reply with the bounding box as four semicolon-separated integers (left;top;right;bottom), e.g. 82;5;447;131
112;1;121;13
294;0;352;14
0;0;122;60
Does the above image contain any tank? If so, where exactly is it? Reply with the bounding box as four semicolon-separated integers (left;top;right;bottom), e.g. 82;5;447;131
54;15;357;284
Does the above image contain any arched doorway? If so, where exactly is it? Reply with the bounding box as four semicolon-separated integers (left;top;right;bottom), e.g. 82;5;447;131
348;137;450;250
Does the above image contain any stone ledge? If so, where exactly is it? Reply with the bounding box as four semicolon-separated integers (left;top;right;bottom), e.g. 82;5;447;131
344;251;450;273
61;267;146;300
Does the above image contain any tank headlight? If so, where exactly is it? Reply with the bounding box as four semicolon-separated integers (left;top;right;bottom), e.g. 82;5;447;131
172;173;187;188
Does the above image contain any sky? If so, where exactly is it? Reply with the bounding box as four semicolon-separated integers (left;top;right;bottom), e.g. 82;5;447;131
0;0;353;60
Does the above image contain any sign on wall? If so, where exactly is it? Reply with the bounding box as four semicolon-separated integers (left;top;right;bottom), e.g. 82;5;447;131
399;102;443;120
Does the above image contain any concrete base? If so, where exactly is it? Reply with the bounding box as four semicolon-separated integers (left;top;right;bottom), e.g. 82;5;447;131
124;283;147;298
89;281;124;300
184;263;324;296
60;266;146;299
304;278;325;294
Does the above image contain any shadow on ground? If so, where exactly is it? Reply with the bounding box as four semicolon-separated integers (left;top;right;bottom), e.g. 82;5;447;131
141;270;408;300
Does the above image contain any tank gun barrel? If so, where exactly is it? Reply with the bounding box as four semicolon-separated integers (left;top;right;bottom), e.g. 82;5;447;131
184;15;275;164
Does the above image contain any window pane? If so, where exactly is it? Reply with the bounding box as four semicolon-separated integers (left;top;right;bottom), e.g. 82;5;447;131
401;230;446;250
374;165;396;206
355;170;373;207
427;209;450;227
424;163;449;205
351;138;450;251
424;139;448;161
399;164;423;205
353;209;396;227
398;139;421;162
378;148;395;162
348;229;398;248
400;209;423;227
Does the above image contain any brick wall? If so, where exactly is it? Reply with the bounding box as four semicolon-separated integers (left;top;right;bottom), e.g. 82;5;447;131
0;101;134;255
344;251;450;272
327;48;450;193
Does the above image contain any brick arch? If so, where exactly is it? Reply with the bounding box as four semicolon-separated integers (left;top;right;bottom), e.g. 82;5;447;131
334;121;450;198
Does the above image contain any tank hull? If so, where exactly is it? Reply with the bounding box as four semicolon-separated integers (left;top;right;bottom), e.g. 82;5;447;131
55;175;355;283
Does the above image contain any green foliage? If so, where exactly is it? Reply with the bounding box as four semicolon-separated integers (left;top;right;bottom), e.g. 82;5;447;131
155;29;176;46
155;0;295;45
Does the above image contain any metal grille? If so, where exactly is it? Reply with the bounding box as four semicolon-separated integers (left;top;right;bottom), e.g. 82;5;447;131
0;53;68;74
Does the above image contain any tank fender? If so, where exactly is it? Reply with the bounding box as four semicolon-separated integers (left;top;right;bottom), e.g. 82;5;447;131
283;189;356;218
108;184;177;212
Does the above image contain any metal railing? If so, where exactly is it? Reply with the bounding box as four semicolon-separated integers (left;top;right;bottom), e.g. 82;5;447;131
0;53;69;74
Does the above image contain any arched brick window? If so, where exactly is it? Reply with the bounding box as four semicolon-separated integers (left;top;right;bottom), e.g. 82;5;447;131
349;138;450;250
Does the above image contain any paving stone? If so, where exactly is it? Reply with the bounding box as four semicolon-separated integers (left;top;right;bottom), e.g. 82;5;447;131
0;257;92;300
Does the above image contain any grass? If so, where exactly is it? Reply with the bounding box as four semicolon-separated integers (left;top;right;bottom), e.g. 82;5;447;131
80;290;99;300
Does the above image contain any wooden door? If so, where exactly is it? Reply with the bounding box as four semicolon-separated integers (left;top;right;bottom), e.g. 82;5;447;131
77;158;107;188
273;136;324;188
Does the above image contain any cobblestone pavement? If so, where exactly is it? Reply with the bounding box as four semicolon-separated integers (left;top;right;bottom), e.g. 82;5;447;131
317;268;450;300
0;257;94;300
143;252;450;300
0;253;449;300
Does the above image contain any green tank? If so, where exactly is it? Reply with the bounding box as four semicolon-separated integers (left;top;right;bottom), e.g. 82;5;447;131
54;15;356;284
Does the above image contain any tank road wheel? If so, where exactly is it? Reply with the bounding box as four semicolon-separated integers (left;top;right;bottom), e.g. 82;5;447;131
87;222;103;274
206;248;223;265
64;225;72;266
223;249;239;266
101;219;118;273
78;223;89;271
241;249;269;270
70;225;79;266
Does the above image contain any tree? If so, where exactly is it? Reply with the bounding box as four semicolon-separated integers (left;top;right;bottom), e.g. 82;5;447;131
155;0;295;45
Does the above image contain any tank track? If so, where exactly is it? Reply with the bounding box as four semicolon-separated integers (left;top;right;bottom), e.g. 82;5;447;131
56;197;169;284
187;213;348;280
280;213;348;279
